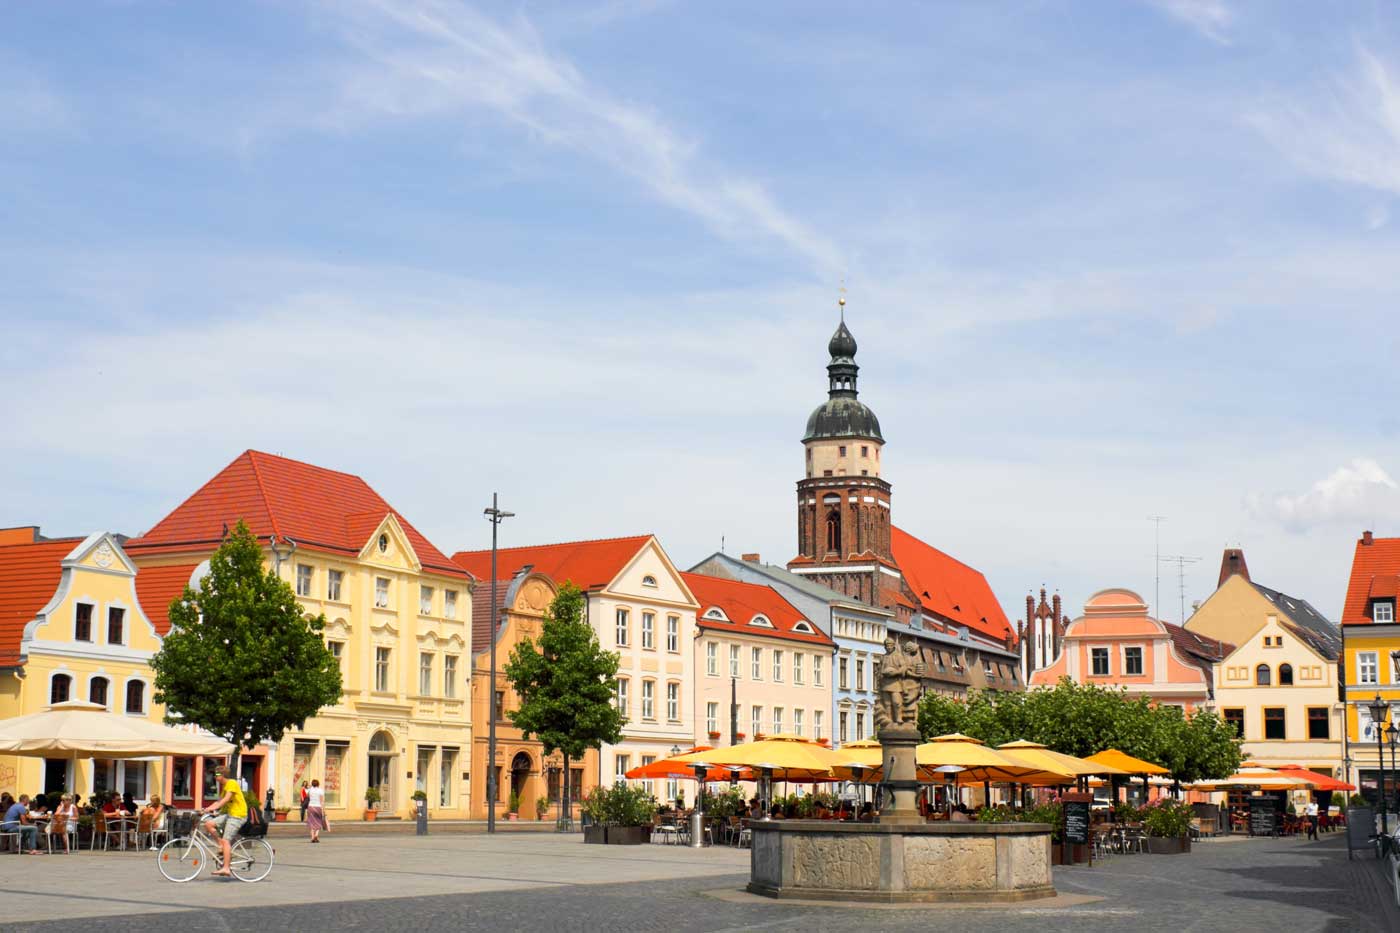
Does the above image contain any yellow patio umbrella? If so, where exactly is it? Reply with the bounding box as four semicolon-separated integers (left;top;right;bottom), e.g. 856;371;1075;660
1083;748;1170;776
995;740;1126;785
668;733;849;781
839;733;1068;784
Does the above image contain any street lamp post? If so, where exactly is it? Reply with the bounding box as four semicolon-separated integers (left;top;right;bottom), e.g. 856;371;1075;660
484;494;514;835
1367;694;1391;836
1344;752;1355;860
1388;723;1400;821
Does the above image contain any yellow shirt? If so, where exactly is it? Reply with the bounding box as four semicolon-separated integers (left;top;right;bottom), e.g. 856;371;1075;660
222;779;247;819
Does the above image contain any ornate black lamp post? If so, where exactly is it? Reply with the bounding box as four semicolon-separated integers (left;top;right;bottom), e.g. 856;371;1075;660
1388;723;1400;821
483;494;514;834
1367;694;1391;836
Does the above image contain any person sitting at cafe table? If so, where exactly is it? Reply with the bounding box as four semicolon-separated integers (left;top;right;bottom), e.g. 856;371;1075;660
2;795;45;854
139;794;166;850
52;794;77;853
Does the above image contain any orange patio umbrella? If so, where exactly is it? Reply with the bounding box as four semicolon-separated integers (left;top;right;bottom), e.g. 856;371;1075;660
1084;748;1170;776
1274;765;1354;793
624;746;755;781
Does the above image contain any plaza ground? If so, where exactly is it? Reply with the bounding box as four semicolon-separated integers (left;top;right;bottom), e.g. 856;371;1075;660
3;829;1397;931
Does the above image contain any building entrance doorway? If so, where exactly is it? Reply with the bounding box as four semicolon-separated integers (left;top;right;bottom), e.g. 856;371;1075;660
510;752;532;812
43;758;69;794
368;731;394;812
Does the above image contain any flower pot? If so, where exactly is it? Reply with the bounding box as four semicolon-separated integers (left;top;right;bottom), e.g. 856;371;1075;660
583;825;607;844
363;809;378;822
606;826;646;845
1145;834;1190;855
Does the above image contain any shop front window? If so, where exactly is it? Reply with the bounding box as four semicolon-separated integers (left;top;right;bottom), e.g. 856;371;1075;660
324;743;347;808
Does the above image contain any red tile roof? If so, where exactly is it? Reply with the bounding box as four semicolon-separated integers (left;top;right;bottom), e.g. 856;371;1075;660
451;535;651;593
470;578;511;656
125;451;467;579
890;526;1012;641
132;563;201;636
1166;623;1234;664
0;538;81;666
1342;534;1400;623
681;572;833;647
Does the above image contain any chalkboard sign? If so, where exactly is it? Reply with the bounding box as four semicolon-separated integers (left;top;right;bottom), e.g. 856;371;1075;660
1248;797;1277;837
1064;800;1090;845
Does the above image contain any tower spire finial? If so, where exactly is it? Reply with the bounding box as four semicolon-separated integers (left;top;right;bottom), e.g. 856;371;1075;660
838;278;846;322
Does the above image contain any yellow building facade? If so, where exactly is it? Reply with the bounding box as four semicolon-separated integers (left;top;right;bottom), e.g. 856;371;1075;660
0;528;170;801
125;450;474;820
1185;556;1344;778
1341;622;1400;802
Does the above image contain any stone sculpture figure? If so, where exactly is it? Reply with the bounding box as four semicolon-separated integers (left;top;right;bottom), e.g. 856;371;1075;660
875;636;926;730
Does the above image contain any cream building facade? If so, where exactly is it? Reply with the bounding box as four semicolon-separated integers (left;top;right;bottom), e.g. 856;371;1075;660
1185;551;1343;776
125;450;474;819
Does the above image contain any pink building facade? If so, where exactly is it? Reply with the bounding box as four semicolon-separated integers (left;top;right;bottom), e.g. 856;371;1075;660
1027;588;1225;712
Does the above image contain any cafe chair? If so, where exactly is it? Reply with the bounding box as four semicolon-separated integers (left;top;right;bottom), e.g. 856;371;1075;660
46;816;78;854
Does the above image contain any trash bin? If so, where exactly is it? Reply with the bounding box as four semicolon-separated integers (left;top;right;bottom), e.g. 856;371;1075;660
416;798;429;836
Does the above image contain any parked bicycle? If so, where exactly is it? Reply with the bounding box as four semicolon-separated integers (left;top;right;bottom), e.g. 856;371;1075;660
156;811;273;883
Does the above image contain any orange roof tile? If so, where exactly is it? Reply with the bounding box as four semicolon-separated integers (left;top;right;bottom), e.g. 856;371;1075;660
125;451;468;579
681;572;834;647
1342;534;1400;623
0;538;81;666
890;526;1012;641
132;563;201;636
451;535;651;593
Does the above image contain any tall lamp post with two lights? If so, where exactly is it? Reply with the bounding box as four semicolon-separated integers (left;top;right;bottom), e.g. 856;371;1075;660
484;494;514;834
1367;694;1391;837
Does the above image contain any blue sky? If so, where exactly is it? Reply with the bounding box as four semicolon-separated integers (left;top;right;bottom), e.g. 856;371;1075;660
4;0;1400;624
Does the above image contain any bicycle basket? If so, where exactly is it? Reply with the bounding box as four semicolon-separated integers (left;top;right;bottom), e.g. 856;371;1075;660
170;811;197;838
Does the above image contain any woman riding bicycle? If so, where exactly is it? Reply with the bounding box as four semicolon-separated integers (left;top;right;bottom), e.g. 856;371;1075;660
199;764;247;878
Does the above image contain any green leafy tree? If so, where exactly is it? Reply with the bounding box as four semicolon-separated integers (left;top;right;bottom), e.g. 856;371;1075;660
150;521;343;774
505;582;624;825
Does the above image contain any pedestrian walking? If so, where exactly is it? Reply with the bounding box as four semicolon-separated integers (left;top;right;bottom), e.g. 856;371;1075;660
299;781;309;822
306;779;326;843
1304;800;1319;840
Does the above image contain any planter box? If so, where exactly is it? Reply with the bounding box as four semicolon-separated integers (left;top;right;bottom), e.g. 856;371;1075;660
582;825;648;845
583;825;607;844
1145;835;1191;855
274;811;290;823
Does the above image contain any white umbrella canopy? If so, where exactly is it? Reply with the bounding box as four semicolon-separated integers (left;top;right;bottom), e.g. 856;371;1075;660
0;700;234;759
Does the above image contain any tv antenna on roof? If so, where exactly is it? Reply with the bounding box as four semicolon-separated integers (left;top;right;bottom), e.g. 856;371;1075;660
1159;555;1201;624
1148;516;1166;618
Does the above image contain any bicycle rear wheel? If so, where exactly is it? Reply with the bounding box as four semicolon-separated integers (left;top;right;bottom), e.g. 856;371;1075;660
157;837;204;883
230;837;274;882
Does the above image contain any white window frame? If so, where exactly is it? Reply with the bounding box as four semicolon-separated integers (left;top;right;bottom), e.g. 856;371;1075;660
327;569;343;602
814;709;823;741
855;658;864;691
773;707;783;734
1375;601;1396;623
666;681;679;721
642;679;655;720
752;646;762;680
794;652;805;685
642;612;655;650
706;701;718;734
375;577;391;609
616;678;629;715
793;708;804;736
1359;651;1380;686
420;585;434;616
813;655;824;687
296;564;313;597
773;649;784;683
73;601;94;643
616;608;630;647
666;615;679;652
729;644;740;678
122;677;148;716
444;654;458;698
375;646;392;692
419;652;434;696
1123;646;1144;677
752;705;762;737
443;589;457;619
615;754;630;786
1091;647;1110;676
706;641;717;676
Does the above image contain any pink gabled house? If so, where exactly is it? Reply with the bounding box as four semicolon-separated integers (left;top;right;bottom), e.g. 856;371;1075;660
1027;588;1229;712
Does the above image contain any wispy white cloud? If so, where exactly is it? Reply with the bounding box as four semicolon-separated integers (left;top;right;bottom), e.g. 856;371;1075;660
316;0;843;273
1251;47;1400;195
1147;0;1234;45
1247;458;1400;531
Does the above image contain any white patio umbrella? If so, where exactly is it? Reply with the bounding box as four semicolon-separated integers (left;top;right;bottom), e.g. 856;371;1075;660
0;700;234;759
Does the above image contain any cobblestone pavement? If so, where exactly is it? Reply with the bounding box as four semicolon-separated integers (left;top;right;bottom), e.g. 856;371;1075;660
4;831;1396;931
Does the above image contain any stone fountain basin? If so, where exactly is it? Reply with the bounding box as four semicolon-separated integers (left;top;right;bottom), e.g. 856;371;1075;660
748;820;1056;903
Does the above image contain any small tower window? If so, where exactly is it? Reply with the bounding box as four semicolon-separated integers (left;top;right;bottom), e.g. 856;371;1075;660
825;510;842;552
838;446;847;456
861;446;869;457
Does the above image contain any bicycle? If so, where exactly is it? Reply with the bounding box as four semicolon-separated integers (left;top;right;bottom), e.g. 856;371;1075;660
156;811;274;883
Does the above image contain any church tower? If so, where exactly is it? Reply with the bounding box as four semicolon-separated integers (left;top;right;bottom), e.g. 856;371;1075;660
788;301;899;610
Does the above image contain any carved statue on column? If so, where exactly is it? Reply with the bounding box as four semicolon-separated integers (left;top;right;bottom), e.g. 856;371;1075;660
875;636;926;731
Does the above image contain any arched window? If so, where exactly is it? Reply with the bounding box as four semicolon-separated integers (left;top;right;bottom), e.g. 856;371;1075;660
89;676;109;707
825;510;842;552
1255;664;1271;686
1278;663;1293;686
50;673;71;704
125;680;145;714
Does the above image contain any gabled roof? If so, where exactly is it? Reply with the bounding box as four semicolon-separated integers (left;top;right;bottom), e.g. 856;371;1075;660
0;537;83;666
680;572;833;647
470;577;511;656
1165;623;1234;665
1343;534;1400;624
132;562;201;636
1251;583;1340;660
452;535;652;593
689;553;893;618
889;526;1011;641
124;451;467;579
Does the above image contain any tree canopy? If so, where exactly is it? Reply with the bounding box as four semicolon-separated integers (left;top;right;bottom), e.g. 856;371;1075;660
916;678;1242;783
150;521;343;767
504;581;625;762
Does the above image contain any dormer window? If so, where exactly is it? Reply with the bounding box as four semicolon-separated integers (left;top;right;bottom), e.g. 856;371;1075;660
1375;601;1396;623
642;575;658;588
703;607;728;621
792;621;815;634
749;614;775;629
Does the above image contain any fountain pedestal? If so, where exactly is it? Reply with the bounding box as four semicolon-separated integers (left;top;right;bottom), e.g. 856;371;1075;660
876;723;923;825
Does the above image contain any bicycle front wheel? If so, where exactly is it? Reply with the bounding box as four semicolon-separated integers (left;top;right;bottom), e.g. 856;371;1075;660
157;837;205;883
230;837;274;882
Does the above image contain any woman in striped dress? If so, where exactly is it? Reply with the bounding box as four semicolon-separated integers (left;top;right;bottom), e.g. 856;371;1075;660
306;779;327;843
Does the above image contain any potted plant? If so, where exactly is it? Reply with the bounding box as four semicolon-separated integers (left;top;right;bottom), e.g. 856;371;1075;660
581;784;657;844
1142;799;1194;854
507;790;521;820
273;806;292;822
708;730;722;741
363;785;381;820
536;796;549;820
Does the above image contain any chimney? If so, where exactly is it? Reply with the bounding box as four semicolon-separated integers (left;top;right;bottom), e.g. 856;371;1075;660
0;526;40;545
1217;548;1251;588
741;553;761;563
1363;530;1374;546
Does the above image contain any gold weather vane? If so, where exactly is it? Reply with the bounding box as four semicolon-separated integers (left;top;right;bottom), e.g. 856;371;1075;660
838;277;847;321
